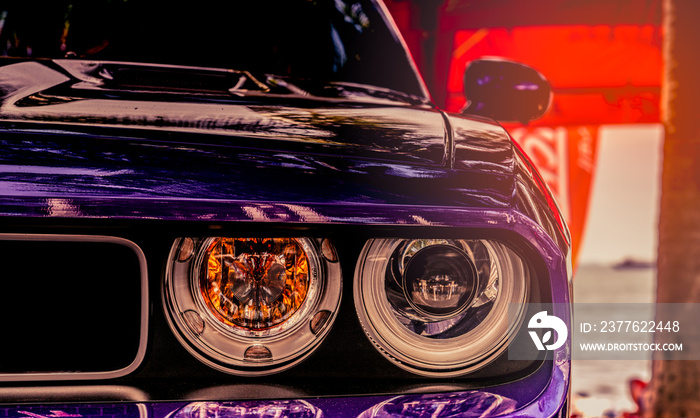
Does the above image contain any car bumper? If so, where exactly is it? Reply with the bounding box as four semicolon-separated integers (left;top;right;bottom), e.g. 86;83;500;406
0;359;569;418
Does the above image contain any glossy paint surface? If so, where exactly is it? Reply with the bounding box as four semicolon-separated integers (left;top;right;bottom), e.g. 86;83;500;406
0;58;570;415
0;60;565;247
1;61;440;163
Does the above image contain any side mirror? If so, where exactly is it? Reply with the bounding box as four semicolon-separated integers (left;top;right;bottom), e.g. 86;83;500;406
462;58;552;124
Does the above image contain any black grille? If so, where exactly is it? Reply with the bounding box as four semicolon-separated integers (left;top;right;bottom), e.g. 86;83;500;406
0;238;145;377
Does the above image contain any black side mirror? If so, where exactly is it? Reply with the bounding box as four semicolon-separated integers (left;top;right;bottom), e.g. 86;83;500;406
462;58;552;124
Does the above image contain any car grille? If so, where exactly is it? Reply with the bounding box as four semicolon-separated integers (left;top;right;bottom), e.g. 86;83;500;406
0;235;147;381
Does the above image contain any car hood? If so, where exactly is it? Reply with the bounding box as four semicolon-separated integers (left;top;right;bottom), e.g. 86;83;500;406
0;60;446;166
0;58;570;247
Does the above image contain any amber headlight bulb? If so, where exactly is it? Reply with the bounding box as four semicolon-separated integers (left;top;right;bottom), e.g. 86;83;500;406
201;238;310;330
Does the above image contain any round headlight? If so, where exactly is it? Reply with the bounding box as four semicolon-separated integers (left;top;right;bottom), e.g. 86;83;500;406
163;237;341;376
354;239;528;377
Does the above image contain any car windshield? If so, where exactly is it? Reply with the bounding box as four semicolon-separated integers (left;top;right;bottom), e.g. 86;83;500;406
0;0;426;99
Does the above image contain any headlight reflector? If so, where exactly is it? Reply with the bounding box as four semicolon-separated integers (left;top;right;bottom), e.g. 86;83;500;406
201;238;310;330
402;244;478;319
354;238;528;377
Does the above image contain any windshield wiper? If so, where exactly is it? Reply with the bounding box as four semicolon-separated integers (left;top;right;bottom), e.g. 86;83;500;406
265;76;310;96
261;75;428;105
324;81;429;105
228;70;270;94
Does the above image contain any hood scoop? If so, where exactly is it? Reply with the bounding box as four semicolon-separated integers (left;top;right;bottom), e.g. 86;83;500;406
0;60;448;167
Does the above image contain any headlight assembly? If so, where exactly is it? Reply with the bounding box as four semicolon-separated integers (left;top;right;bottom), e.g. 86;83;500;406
354;239;529;377
163;237;342;376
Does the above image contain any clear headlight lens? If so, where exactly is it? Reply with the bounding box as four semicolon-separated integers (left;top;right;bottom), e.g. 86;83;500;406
164;237;341;376
354;239;529;377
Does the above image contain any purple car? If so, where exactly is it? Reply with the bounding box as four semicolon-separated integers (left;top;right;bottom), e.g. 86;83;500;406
0;1;571;417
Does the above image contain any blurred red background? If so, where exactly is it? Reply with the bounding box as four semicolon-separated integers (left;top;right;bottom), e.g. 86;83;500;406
384;0;662;265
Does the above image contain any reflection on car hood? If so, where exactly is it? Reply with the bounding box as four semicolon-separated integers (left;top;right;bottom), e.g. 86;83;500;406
0;59;561;241
0;60;445;166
